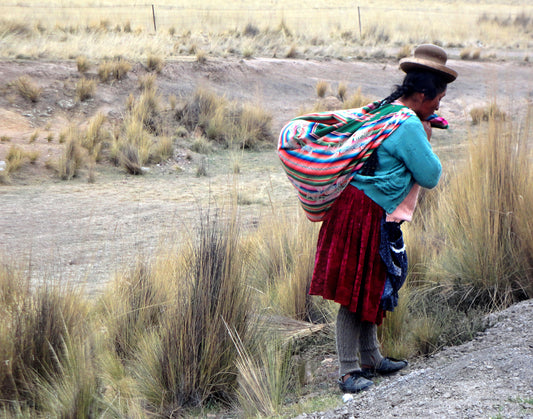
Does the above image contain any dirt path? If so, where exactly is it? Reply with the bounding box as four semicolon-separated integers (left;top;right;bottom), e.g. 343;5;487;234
0;57;532;293
296;299;533;419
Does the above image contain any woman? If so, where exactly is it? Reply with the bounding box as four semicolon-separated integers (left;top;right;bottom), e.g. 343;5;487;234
308;44;458;393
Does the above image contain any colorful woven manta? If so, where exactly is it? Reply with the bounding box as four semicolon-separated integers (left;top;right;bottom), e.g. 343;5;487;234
277;101;447;222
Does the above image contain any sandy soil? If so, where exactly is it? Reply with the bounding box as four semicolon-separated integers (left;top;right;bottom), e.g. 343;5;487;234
0;56;532;417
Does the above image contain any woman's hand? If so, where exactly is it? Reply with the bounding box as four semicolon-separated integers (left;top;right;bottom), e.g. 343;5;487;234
422;120;432;142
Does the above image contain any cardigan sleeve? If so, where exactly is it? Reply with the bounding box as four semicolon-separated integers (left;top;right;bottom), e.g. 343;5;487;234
384;117;442;189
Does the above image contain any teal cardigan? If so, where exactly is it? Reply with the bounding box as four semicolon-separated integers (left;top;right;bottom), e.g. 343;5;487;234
350;116;442;214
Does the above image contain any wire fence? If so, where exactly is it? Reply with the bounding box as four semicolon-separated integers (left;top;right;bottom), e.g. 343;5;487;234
2;3;531;35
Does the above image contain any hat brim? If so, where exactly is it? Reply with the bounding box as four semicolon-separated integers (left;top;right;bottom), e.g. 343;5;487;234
399;58;457;83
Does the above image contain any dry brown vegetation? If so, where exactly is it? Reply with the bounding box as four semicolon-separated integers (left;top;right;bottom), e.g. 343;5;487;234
0;1;532;417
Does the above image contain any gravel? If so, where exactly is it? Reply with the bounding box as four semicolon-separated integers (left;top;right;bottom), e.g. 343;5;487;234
296;299;533;419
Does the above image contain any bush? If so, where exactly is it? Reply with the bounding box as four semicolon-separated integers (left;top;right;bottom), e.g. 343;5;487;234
130;213;254;414
431;109;532;310
146;54;164;73
14;75;42;102
76;55;90;73
76;77;96;101
0;265;90;411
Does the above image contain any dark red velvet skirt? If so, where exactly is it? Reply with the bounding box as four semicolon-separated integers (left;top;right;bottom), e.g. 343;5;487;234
309;185;387;325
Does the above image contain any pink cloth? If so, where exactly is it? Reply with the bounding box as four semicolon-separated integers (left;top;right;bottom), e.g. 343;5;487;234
385;184;421;223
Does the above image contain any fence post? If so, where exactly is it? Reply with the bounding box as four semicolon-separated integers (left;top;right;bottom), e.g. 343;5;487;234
152;4;157;32
358;6;362;38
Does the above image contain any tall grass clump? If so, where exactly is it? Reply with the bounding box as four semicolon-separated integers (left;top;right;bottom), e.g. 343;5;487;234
131;213;255;415
111;86;163;174
146;54;164;73
82;112;107;161
231;330;295;417
76;77;96;101
58;135;85;180
0;264;91;413
247;211;331;323
102;261;166;361
431;108;533;311
176;86;273;149
14;76;42;102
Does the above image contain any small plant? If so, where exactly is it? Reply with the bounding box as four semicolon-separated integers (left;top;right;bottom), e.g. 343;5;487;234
5;145;27;173
76;77;96;101
97;61;113;82
0;135;10;142
342;86;373;109
14;75;42;102
76;55;90;73
315;80;330;98
146;54;164;73
98;59;131;82
196;49;207;63
470;102;507;125
190;135;213;154
58;137;85;180
112;58;131;80
285;44;298;58
196;156;208;176
138;73;156;91
243;22;260;37
29;130;39;143
397;44;412;59
150;136;174;163
82;112;107;161
337;82;347;101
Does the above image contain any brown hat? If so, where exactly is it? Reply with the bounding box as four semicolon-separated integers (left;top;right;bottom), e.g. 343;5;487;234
399;44;457;83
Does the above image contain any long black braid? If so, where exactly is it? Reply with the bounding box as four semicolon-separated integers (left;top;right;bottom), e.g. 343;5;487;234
360;70;449;176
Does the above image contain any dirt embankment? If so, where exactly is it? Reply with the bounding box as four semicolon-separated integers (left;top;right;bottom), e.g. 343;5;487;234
0;57;532;417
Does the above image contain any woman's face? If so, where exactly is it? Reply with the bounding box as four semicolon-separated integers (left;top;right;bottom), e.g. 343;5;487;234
416;90;447;121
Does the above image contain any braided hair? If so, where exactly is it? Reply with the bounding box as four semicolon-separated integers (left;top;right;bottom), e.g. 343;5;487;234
361;71;449;176
381;70;449;105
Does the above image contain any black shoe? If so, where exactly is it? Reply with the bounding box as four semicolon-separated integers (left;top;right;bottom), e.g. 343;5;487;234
361;357;408;378
338;371;374;393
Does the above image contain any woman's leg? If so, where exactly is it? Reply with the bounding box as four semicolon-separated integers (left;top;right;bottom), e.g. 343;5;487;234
336;305;361;375
359;322;384;368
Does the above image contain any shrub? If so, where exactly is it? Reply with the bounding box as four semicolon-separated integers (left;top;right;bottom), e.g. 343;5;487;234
82;112;107;161
342;86;373;109
14;75;42;102
98;59;131;82
5;145;27;173
146;54;164;73
397;45;412;60
432;110;532;310
131;213;254;414
58;137;85;180
150;136;174;163
337;82;347;101
138;73;156;91
232;102;274;149
315;80;329;98
76;77;96;101
470;102;507;125
243;22;260;37
0;265;90;411
76;55;90;73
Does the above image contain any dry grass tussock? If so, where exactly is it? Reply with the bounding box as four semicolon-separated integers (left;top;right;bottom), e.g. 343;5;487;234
13;75;42;102
1;109;533;415
1;2;531;61
176;86;274;149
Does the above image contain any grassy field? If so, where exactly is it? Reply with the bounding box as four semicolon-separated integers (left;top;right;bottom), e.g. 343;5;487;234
1;1;533;417
1;0;532;60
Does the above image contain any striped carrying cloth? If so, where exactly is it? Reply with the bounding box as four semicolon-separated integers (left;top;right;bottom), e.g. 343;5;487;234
278;101;417;222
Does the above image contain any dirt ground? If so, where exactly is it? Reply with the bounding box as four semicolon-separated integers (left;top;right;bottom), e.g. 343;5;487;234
0;55;532;417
